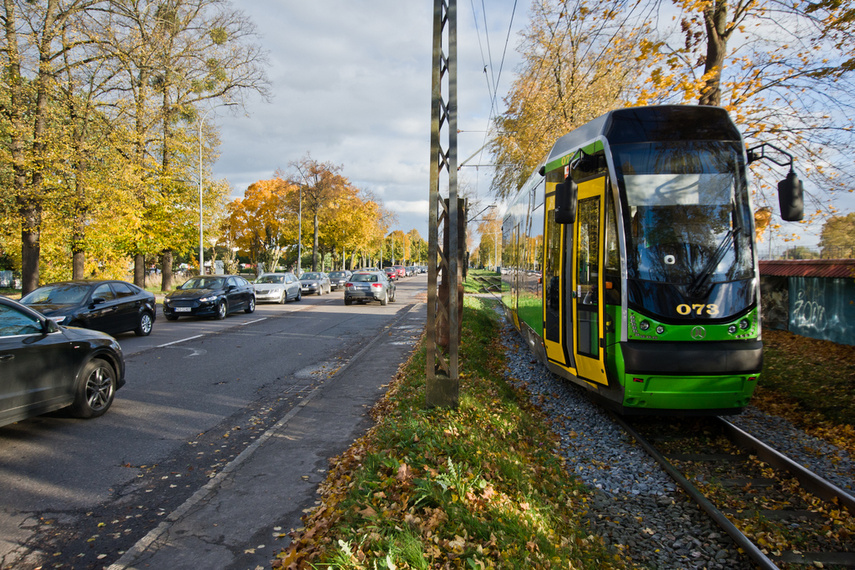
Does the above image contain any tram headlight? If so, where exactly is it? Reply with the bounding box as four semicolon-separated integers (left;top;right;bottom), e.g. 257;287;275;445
739;319;751;330
728;324;738;334
639;320;651;331
655;325;665;335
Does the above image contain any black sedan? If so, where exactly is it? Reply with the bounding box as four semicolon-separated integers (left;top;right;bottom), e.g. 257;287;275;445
163;275;256;320
0;296;125;428
20;279;156;337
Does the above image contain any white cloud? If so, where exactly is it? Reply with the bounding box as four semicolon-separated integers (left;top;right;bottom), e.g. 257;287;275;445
212;0;525;238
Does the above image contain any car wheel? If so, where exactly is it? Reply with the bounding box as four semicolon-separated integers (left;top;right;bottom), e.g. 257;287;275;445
344;297;352;306
70;359;116;419
135;311;154;336
296;291;301;302
380;291;388;306
165;313;179;321
279;291;286;304
245;297;256;314
317;288;323;296
215;300;228;320
390;290;396;303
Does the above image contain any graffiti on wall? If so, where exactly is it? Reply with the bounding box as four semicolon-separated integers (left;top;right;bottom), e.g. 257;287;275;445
789;277;855;346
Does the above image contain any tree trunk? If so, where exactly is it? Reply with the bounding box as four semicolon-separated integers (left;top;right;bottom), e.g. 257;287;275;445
161;250;174;290
72;215;86;279
20;205;41;295
698;0;728;106
134;254;145;286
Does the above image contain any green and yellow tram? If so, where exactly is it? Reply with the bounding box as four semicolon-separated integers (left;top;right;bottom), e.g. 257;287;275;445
501;105;803;414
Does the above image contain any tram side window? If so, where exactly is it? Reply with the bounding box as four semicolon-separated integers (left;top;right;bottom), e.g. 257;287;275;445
544;204;562;342
604;184;621;305
528;194;544;297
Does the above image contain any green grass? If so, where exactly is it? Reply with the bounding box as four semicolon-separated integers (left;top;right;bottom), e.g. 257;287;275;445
753;328;855;455
274;296;630;570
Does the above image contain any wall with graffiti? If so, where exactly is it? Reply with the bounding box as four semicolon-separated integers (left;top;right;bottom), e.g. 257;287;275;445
787;276;855;345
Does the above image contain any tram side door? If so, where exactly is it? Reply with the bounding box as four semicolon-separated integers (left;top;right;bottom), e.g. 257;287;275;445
572;177;608;385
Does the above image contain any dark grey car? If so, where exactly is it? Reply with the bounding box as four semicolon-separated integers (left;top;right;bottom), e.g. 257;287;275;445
0;296;125;427
343;271;396;306
328;270;352;291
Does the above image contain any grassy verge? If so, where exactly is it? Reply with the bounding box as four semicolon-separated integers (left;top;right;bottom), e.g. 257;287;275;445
0;288;21;299
273;296;629;570
752;328;855;457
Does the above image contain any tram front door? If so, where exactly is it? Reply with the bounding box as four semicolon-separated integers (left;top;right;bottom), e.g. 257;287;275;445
573;177;608;385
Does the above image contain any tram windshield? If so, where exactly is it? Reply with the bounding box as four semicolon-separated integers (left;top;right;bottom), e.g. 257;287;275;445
612;141;754;291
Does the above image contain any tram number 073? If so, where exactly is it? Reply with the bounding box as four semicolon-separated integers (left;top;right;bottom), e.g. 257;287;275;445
676;304;720;316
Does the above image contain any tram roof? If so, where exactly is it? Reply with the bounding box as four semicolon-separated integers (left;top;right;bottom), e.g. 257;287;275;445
546;105;741;167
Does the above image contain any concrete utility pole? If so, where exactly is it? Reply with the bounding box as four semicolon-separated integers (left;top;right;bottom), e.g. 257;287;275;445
426;0;462;408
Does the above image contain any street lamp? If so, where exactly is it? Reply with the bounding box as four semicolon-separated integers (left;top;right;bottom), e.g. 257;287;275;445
199;102;237;276
297;185;302;277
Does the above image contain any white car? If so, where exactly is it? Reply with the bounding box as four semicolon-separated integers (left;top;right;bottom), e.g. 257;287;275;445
252;273;302;304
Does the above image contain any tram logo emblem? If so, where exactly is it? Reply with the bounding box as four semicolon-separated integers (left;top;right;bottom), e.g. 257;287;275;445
691;326;707;340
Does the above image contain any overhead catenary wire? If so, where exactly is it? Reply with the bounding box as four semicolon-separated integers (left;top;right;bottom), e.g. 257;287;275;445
466;0;520;194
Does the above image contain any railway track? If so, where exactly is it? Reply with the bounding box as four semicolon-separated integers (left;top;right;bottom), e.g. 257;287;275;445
614;415;855;569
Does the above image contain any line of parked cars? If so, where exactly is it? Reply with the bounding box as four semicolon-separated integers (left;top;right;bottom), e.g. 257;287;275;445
1;267;414;428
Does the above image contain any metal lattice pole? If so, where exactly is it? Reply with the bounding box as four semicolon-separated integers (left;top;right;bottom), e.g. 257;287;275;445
426;0;459;407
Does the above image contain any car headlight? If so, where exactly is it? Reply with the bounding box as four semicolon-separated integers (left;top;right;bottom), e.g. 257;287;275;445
199;295;217;303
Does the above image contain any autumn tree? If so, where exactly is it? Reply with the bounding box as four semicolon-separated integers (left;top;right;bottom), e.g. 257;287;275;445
476;210;502;269
228;178;296;271
288;154;351;271
104;0;269;289
635;0;855;227
407;229;426;265
818;213;855;259
0;0;111;294
494;0;855;238
490;0;655;198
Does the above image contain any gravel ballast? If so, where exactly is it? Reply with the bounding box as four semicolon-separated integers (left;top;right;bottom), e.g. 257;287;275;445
501;324;855;569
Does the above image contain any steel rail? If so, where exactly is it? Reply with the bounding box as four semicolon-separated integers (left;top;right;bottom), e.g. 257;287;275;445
612;413;780;570
718;417;855;512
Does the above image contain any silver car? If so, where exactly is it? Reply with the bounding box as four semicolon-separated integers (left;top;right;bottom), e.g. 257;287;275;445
343;271;396;306
299;272;331;295
253;273;302;304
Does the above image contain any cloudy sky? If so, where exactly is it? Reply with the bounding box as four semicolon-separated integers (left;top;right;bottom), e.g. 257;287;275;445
211;1;527;240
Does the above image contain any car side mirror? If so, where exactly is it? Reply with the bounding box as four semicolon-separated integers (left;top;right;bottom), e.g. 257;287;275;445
554;174;577;224
44;319;59;333
778;171;804;222
91;297;106;306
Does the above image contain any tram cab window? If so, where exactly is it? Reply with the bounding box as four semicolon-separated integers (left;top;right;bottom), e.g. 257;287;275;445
571;150;608;181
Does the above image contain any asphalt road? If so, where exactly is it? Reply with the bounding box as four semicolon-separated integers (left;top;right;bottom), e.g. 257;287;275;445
0;274;427;569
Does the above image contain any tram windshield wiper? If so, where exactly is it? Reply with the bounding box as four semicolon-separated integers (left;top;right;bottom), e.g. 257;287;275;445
687;215;744;298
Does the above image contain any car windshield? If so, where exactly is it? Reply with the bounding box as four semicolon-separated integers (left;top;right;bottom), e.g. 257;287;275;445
329;272;346;278
301;273;322;280
180;277;225;290
255;275;284;284
21;284;90;305
351;274;378;283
